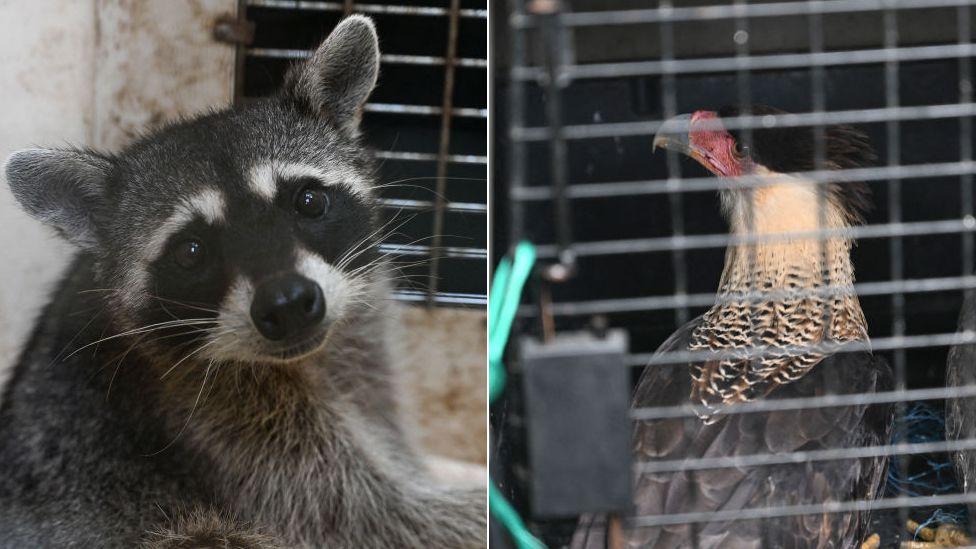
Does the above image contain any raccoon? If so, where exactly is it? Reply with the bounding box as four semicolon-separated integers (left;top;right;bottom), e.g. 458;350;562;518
0;16;486;549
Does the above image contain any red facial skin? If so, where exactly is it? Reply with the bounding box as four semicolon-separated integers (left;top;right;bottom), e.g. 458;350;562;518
688;110;751;177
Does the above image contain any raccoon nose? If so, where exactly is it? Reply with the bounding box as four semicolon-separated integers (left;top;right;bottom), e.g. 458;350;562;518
250;274;326;341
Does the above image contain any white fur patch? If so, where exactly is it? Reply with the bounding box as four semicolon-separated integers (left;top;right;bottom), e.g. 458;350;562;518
246;160;370;200
221;275;255;325
143;188;226;263
201;275;266;364
191;187;227;225
247;164;277;201
297;247;356;324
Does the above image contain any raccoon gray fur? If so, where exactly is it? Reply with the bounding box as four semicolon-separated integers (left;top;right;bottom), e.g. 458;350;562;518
0;16;486;548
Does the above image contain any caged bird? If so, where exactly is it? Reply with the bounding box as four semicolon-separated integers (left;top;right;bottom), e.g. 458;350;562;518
572;105;894;549
0;16;485;548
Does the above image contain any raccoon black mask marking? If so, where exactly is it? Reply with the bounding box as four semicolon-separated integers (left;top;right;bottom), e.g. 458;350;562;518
0;16;485;548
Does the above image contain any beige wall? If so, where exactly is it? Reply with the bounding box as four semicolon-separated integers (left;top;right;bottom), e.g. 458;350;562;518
0;0;99;387
0;0;485;465
0;0;238;384
395;307;487;465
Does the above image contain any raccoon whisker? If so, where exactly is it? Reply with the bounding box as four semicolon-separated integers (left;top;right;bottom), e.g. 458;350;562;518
233;358;244;397
91;330;154;388
158;337;225;380
97;329;206;378
345;241;424;275
348;299;379;314
373;175;485;192
148;294;221;315
105;337;204;402
373;231;459;254
147;355;219;457
65;319;222;359
157;302;181;323
363;266;433;283
374;133;402;172
75;287;122;295
150;287;221;321
153;290;187;323
335;213;419;272
371;182;447;196
94;318;219;339
186;329;240;356
337;210;421;269
378;269;431;279
339;289;379;313
265;330;329;361
347;232;478;280
96;327;219;389
377;258;436;272
377;276;432;290
345;245;430;279
201;361;225;405
381;231;473;246
49;304;109;369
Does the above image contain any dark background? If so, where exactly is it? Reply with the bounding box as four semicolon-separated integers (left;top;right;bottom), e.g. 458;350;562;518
492;0;976;546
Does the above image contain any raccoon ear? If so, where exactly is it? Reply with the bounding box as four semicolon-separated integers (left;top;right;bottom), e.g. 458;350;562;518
282;15;380;132
4;148;112;249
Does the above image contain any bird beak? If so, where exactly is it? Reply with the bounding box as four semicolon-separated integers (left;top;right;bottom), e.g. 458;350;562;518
653;113;709;167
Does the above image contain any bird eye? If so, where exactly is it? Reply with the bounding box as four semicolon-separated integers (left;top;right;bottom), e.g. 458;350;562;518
733;141;750;158
295;185;329;218
173;239;206;270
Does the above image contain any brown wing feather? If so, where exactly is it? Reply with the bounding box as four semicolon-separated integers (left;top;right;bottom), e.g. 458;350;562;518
573;317;893;549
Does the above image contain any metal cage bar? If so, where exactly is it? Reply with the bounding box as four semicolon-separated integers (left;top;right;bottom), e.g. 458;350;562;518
501;0;976;541
240;0;487;307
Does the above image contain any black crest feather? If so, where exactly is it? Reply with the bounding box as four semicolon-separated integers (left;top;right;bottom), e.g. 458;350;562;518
717;104;876;224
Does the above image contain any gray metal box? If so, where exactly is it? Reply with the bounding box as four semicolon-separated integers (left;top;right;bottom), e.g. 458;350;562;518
520;329;632;518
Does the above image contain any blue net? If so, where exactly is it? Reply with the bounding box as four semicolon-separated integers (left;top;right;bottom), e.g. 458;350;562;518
885;402;967;538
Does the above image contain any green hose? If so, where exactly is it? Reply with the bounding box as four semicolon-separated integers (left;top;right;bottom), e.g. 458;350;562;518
489;241;546;549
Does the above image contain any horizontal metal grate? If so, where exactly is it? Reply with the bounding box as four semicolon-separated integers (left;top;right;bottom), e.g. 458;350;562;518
240;0;486;307
496;0;976;545
248;0;486;18
248;47;487;68
509;0;974;27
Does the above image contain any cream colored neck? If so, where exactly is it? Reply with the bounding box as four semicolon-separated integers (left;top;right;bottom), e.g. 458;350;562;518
721;172;854;292
717;171;867;342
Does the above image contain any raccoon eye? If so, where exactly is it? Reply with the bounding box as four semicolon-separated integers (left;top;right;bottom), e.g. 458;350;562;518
173;239;206;270
295;186;329;218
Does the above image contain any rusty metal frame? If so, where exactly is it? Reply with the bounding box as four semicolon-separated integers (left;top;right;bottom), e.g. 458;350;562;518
426;0;462;304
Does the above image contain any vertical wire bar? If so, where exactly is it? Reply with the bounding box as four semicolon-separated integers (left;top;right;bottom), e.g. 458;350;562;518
810;0;833;343
539;4;574;275
957;19;974;536
508;0;528;246
883;4;910;530
732;2;756;285
231;0;249;105
732;1;768;540
959;5;974;287
343;0;354;15
809;7;828;296
808;0;836;485
658;3;695;545
660;0;689;328
426;0;462;304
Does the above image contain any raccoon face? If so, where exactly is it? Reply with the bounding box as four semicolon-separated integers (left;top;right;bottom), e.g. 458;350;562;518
5;16;386;366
